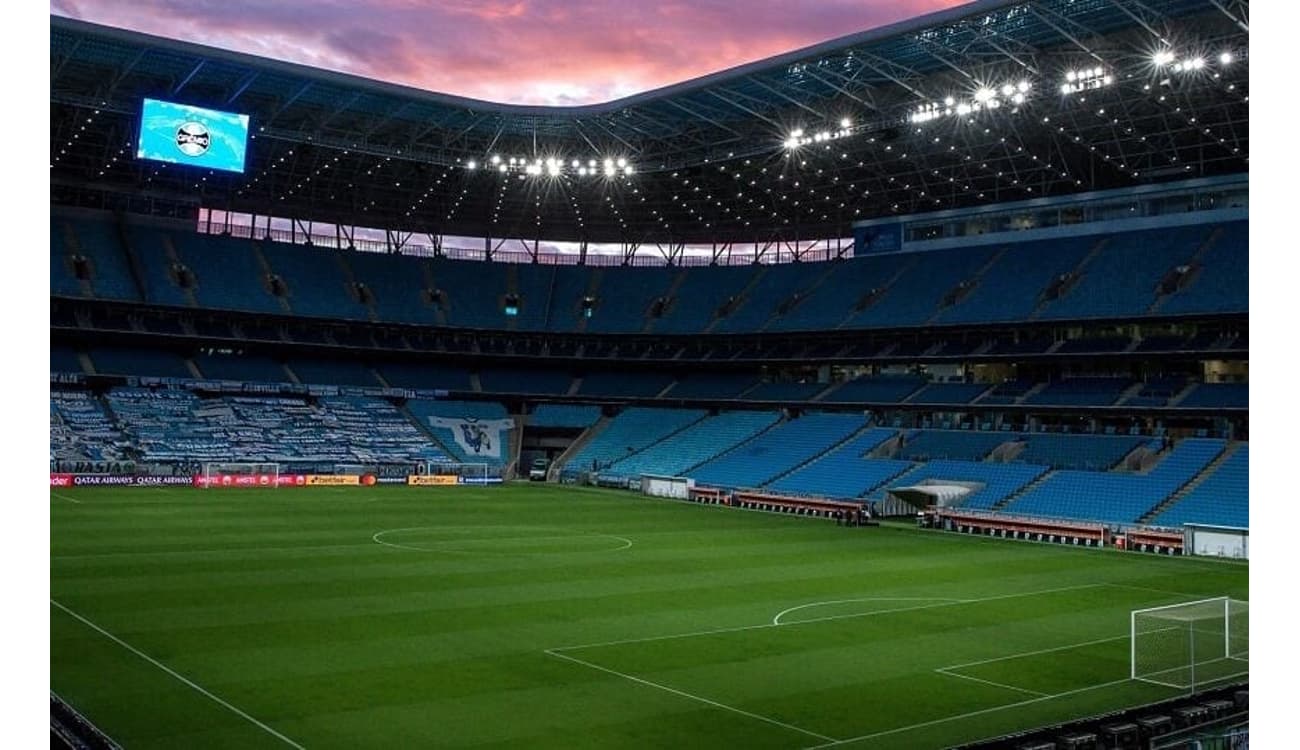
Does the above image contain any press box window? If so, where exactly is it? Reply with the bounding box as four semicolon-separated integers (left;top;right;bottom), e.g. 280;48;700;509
504;294;520;317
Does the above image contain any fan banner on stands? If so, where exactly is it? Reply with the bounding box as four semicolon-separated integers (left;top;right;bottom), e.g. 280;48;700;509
429;417;514;459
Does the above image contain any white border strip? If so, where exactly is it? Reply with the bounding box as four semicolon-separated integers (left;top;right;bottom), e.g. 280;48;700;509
51;491;82;504
544;648;837;743
51;599;305;749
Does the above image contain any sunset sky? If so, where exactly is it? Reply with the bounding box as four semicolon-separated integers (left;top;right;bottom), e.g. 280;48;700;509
50;0;967;106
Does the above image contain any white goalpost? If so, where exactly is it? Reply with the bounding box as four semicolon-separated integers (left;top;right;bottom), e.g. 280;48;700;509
1131;597;1248;691
420;461;492;484
200;462;281;488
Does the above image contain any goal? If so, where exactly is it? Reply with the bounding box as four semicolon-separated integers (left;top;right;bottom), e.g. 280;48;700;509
1131;597;1248;690
200;462;281;488
419;461;494;484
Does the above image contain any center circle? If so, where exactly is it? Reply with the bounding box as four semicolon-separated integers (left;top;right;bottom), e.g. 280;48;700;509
372;525;632;555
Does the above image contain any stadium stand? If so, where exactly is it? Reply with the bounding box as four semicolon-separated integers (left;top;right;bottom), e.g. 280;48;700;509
87;347;192;379
688;412;866;488
601;410;780;480
403;399;513;467
907;382;991;405
50;390;128;463
576;371;675;398
561;407;706;477
743;381;826;401
822;374;926;403
529;404;602;429
1015;433;1144;471
664;373;759;399
1023;377;1132;406
377;362;475;391
478;367;573;395
193;352;288;383
288;358;381;387
897;430;1010;462
768;427;909;498
51;346;83;374
259;241;371;320
884;460;1050;510
1003;438;1226;524
1151;445;1248;528
168;233;286;314
934;237;1095;324
1178;382;1248;408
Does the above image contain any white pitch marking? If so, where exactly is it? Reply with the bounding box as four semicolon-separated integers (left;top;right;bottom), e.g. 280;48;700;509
772;597;963;626
51;599;305;749
545;648;837;743
799;678;1134;749
933;668;1049;697
371;526;633;554
938;633;1130;672
551;583;1107;653
51;491;82;504
51;542;377;561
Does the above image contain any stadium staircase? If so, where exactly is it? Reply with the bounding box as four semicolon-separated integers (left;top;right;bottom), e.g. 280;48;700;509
59;221;96;299
574;268;603;333
250;242;294;314
336;253;379;322
419;262;449;327
158;233;200;307
504;265;521;332
1027;237;1110;320
503;414;525;479
759;421;877;489
924;246;1009;325
1015;382;1050;404
1137;441;1239;524
111;214;150;303
76;351;95;375
1113;382;1148;407
184;358;203;380
703;266;769;333
758;263;839;332
834;257;916;328
371;368;392;388
565;377;583;396
1166;381;1204;407
643;269;690;333
990;471;1057;512
1146;226;1223;315
469;372;483;392
396;402;458;458
547;415;610;480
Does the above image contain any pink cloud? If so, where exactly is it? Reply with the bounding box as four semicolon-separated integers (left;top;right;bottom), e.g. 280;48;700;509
51;0;969;105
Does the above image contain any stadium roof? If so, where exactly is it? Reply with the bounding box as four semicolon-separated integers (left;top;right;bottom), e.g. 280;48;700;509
51;0;1249;246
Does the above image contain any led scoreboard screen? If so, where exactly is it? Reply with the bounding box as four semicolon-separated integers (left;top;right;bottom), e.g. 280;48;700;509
137;98;250;173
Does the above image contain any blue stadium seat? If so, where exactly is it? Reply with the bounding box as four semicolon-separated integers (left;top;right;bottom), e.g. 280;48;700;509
689;412;867;488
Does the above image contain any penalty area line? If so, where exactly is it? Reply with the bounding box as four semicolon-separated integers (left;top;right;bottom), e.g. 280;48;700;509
50;599;305;749
51;492;82;504
544;648;838;743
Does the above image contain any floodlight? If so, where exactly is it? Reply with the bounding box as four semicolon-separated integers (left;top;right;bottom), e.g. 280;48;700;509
1190;57;1205;69
791;128;804;138
616;157;627;168
578;167;588;176
1011;93;1025;104
1017;80;1030;92
571;159;580;168
1061;83;1072;94
839;117;851;128
1153;50;1175;66
588;159;597;168
974;87;994;102
497;164;507;173
784;137;799;149
944;96;955;106
1001;84;1014;96
466;160;477;170
956;103;971;115
490;154;501;165
623;165;634;175
1220;51;1233;64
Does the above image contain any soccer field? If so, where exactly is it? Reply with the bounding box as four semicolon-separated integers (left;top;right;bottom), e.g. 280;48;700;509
50;483;1248;749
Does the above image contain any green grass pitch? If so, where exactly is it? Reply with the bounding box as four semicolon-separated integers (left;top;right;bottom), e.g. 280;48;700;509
51;483;1248;749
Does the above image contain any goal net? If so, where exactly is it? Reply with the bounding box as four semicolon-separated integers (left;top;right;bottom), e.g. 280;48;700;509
200;462;281;488
1131;597;1248;690
419;461;493;484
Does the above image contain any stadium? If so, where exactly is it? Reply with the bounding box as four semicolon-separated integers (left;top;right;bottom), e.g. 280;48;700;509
49;0;1252;747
